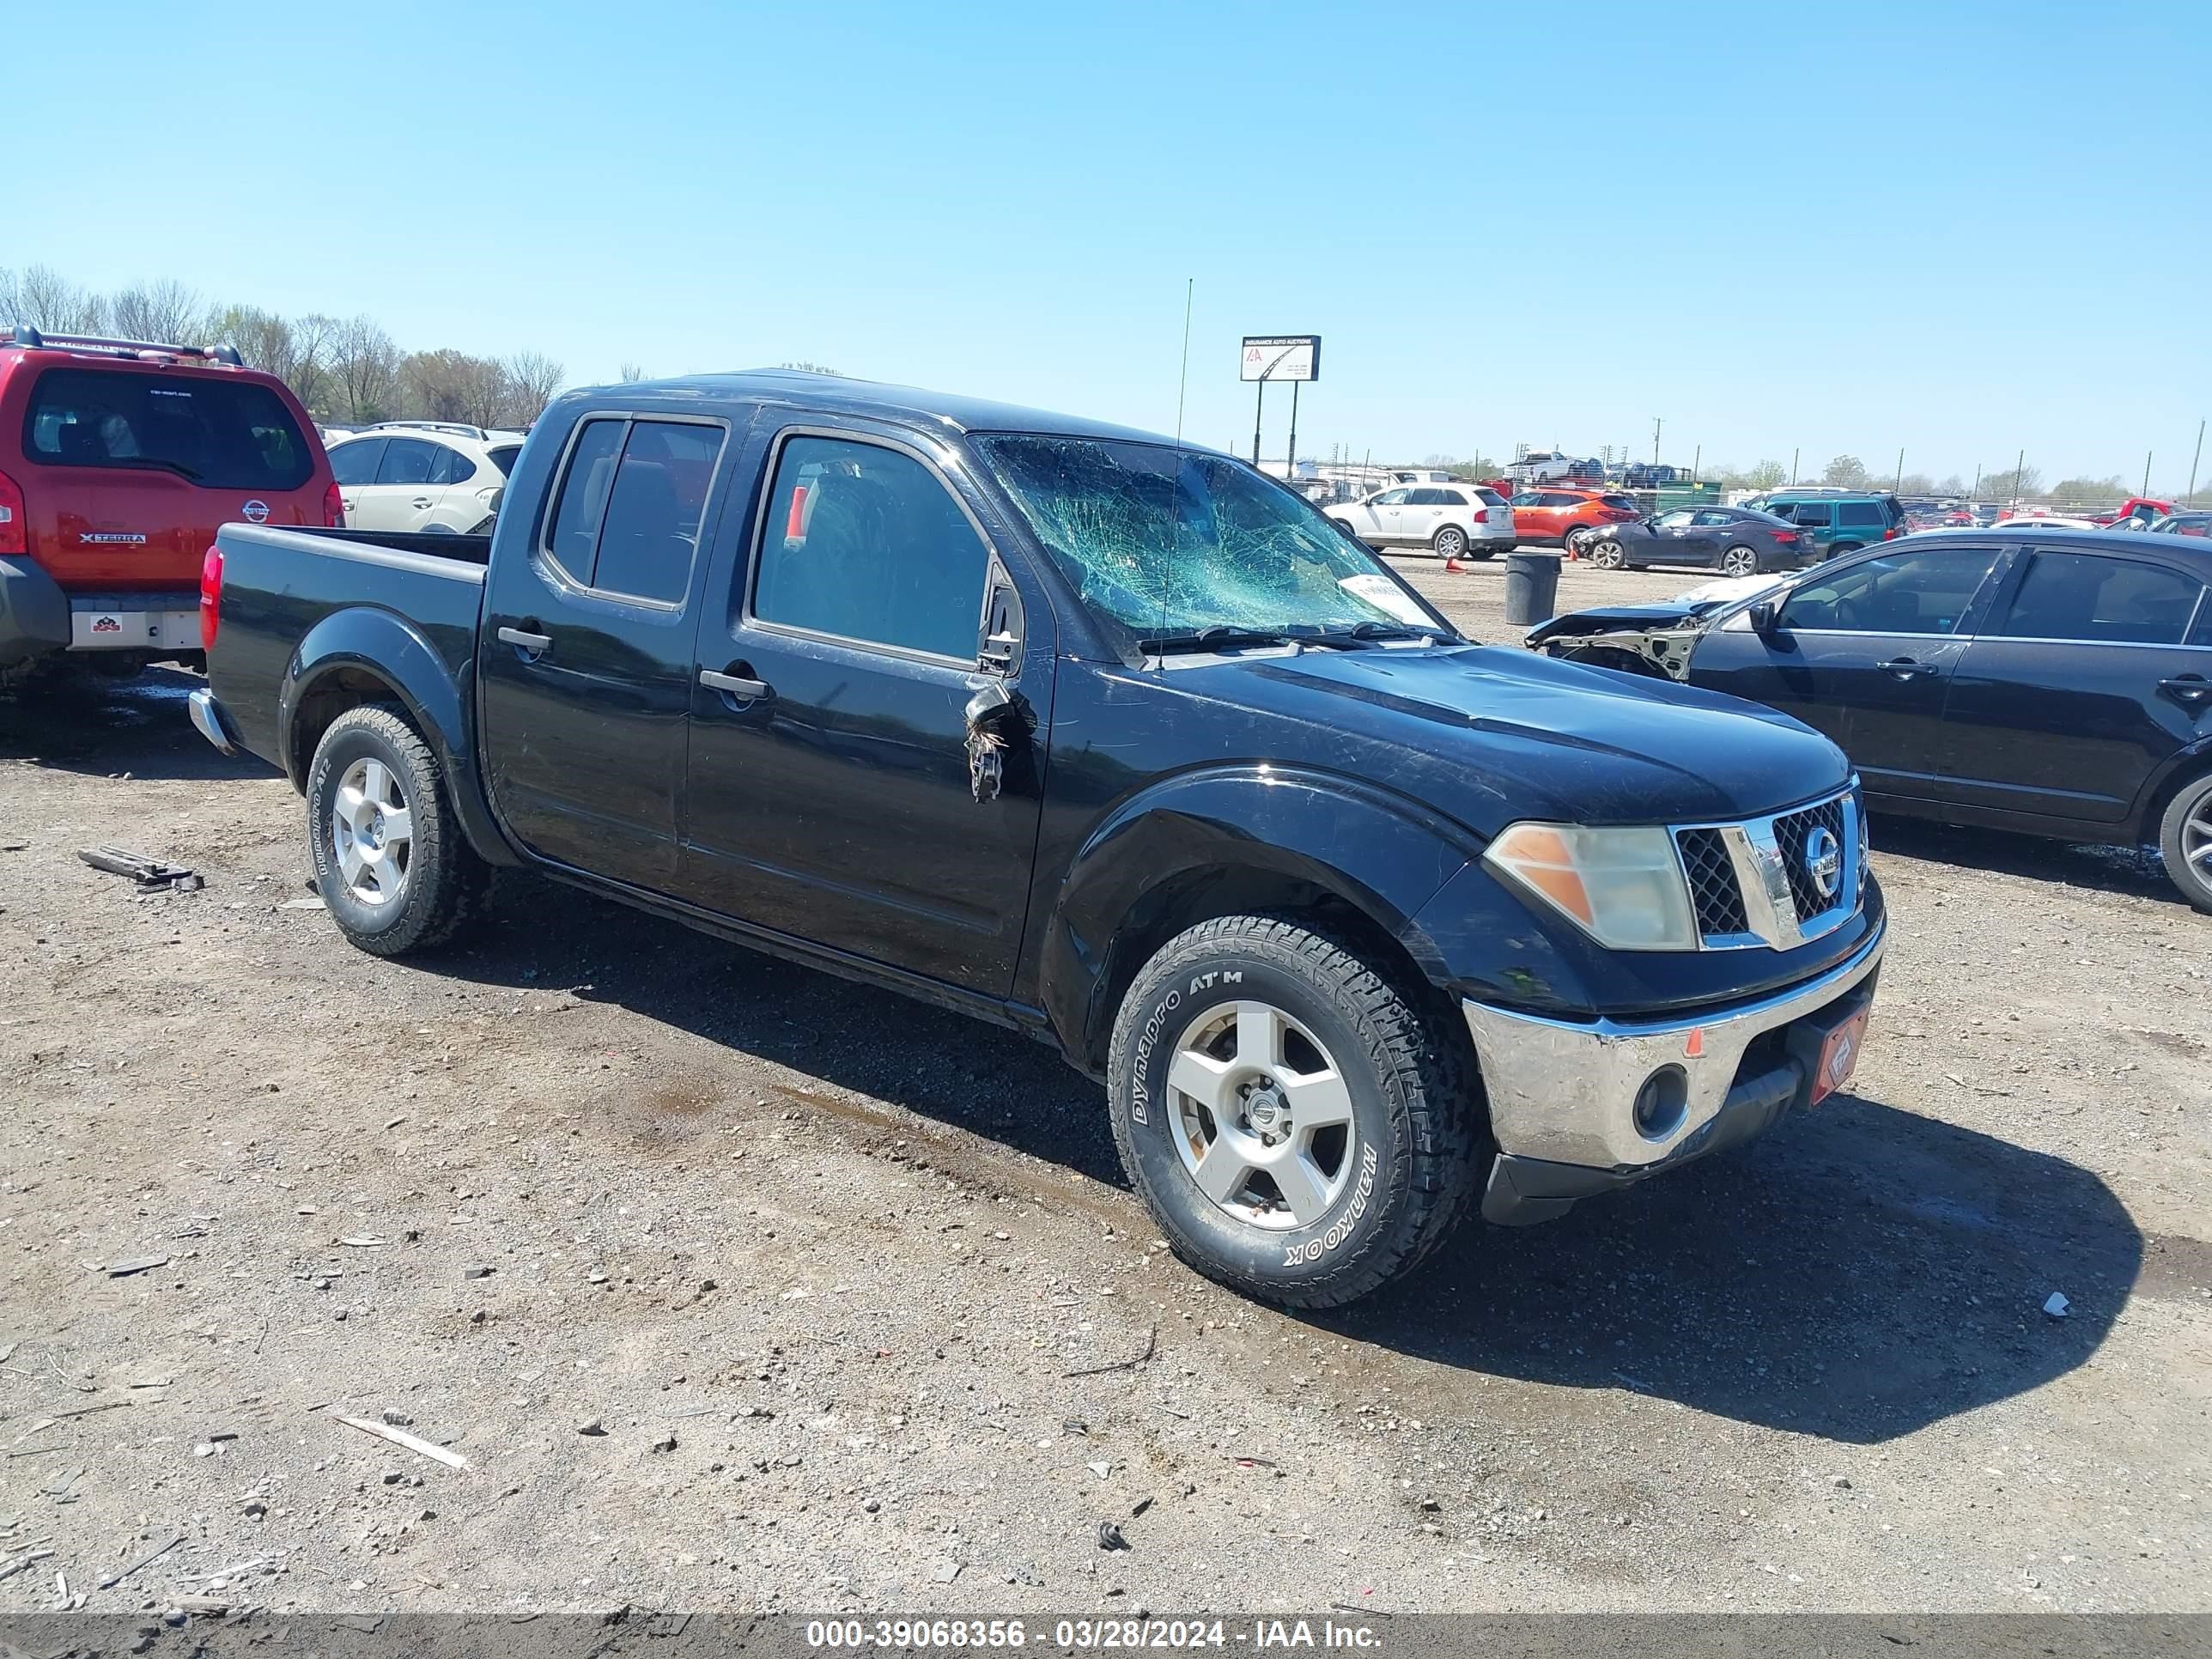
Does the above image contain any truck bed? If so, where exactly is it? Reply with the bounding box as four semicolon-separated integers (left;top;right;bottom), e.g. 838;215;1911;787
204;523;489;781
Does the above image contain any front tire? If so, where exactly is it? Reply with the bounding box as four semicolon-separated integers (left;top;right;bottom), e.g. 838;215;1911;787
2158;771;2212;914
1107;916;1480;1309
1588;538;1627;570
307;703;490;957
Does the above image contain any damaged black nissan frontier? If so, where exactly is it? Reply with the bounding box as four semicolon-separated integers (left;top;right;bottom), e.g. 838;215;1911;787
189;370;1887;1307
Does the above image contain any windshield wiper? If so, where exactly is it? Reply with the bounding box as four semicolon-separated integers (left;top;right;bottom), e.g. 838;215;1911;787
112;456;204;482
1136;624;1305;654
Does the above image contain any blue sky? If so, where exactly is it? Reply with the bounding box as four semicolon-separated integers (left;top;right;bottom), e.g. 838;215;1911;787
17;1;2209;488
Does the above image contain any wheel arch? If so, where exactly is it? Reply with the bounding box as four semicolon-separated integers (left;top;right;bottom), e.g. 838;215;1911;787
282;608;520;866
2134;739;2212;844
1041;766;1479;1076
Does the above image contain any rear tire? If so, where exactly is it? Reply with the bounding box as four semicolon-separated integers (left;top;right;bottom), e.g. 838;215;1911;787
307;703;491;957
2157;771;2212;915
1107;915;1481;1309
1720;545;1760;577
1432;525;1468;560
1829;542;1863;557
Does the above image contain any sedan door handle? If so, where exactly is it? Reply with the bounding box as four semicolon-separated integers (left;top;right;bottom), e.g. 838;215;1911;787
2160;673;2212;709
1881;657;1934;680
497;626;552;653
701;668;770;701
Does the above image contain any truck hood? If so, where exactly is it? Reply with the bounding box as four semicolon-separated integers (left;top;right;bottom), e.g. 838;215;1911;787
1186;641;1848;833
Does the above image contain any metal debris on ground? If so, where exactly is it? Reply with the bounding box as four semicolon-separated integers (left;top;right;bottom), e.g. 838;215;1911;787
334;1413;469;1469
2044;1291;2071;1318
1097;1520;1130;1552
77;847;203;893
1063;1324;1158;1379
104;1255;170;1278
97;1534;183;1589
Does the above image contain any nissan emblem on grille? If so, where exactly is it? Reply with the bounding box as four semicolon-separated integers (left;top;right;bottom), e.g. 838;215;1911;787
1804;825;1842;901
241;499;270;523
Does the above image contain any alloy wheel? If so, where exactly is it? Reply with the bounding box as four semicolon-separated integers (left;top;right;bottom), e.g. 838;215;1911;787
1165;1000;1358;1231
1722;546;1759;577
331;757;414;907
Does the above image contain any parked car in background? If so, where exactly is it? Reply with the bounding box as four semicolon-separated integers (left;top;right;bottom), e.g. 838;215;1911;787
2152;512;2212;538
1507;486;1642;550
1526;526;2212;910
188;368;1888;1308
1741;490;1907;558
1581;506;1812;575
326;422;526;534
1328;483;1515;559
1621;462;1681;489
1996;514;2104;531
1504;450;1577;484
0;324;338;686
2101;496;2174;531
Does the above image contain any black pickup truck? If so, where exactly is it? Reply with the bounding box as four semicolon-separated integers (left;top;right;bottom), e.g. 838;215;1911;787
191;370;1887;1308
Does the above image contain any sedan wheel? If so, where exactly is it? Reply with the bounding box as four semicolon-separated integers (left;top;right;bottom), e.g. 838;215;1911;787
1720;545;1760;577
1588;539;1626;570
2159;772;2212;915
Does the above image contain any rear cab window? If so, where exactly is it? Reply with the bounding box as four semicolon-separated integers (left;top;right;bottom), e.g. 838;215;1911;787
543;416;725;605
24;368;312;491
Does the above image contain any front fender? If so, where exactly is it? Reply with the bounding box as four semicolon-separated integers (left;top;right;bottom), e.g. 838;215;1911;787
1041;764;1480;1066
283;607;517;866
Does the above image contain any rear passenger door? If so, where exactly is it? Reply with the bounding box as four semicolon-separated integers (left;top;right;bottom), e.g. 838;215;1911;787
678;420;1047;996
1939;547;2212;825
477;410;738;890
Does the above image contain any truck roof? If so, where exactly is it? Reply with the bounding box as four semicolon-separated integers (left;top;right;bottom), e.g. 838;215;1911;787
610;368;1199;451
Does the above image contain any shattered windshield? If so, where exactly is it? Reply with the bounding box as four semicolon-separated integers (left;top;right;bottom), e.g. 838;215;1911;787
974;434;1445;646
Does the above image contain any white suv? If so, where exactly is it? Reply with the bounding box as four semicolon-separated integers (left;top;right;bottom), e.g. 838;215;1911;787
1327;483;1516;560
326;422;526;534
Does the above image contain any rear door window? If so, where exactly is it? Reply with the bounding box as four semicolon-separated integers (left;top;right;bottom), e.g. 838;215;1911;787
1996;551;2205;646
544;417;724;605
1788;502;1833;526
375;439;440;486
23;368;313;490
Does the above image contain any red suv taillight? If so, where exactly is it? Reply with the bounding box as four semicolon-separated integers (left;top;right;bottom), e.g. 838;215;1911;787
199;546;224;652
323;481;344;528
1472;507;1491;524
0;469;24;556
1882;525;1903;539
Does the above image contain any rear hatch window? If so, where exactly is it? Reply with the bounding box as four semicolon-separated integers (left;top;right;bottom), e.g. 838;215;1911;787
24;368;313;492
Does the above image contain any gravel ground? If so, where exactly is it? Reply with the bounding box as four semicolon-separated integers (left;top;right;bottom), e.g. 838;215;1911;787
1;556;2207;1618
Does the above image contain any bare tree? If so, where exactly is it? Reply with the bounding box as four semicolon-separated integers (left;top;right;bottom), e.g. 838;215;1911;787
617;361;648;383
12;264;107;334
498;351;564;425
332;315;400;423
289;313;341;415
110;278;210;345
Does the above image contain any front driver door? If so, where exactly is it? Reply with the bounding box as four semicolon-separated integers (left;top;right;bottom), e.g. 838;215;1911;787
1692;544;2007;796
678;422;1048;996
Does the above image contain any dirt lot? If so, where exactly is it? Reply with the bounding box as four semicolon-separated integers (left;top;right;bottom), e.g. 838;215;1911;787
2;555;2208;1619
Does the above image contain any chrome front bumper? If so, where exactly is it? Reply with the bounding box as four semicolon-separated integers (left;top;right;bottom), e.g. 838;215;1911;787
1462;919;1887;1176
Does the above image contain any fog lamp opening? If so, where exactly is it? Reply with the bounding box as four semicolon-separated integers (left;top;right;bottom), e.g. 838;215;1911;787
1632;1065;1689;1140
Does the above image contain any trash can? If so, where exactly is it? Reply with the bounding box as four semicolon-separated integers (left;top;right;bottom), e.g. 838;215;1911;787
1503;552;1561;626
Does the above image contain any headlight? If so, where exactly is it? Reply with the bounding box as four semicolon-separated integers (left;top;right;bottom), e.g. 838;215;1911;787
1484;822;1698;951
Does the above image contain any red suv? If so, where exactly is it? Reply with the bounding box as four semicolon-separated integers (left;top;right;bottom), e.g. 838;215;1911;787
0;325;338;685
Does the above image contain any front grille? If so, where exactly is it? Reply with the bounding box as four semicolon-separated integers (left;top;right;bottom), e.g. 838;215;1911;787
1676;827;1748;937
1772;796;1850;922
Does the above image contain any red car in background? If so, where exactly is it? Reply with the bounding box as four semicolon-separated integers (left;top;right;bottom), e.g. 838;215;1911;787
1506;485;1643;550
0;325;338;687
2100;496;2175;530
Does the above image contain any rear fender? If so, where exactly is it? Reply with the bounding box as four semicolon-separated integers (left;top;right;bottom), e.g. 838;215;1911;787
283;607;520;866
1042;765;1480;1067
2134;734;2212;840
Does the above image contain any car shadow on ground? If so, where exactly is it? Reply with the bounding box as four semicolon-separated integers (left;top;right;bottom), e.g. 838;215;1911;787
1871;811;2179;906
0;665;280;783
418;877;2138;1449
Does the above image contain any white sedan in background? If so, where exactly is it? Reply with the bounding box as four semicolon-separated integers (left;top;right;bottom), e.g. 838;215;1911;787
1328;483;1516;560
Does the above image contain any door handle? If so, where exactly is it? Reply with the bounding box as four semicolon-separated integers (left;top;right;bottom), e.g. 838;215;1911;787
2160;673;2212;709
411;496;434;508
497;625;552;653
1881;657;1933;680
701;667;770;702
